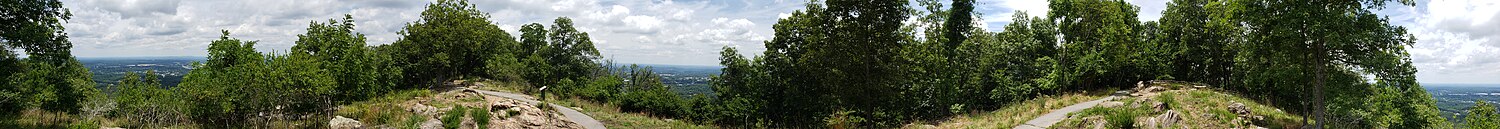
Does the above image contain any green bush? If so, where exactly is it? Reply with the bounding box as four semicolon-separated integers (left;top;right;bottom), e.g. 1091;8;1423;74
441;106;468;129
66;118;100;129
506;110;521;118
1157;93;1177;110
471;107;492;128
1104;108;1139;129
401;113;426;129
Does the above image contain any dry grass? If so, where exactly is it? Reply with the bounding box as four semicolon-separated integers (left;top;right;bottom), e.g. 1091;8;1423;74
545;96;715;129
334;89;435;128
1053;90;1305;129
472;80;715;128
903;91;1109;129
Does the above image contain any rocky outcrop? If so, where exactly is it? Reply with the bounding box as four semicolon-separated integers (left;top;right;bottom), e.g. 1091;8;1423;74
408;103;440;116
1143;110;1181;129
486;96;582;129
1101;101;1125;108
420;118;442;129
329;116;363;129
1228;102;1251;116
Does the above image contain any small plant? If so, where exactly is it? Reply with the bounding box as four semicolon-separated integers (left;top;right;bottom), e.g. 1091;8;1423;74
537;103;555;111
441;106;468;129
506;109;522;118
471;107;492;128
1157;92;1177;110
66;118;101;129
1104;108;1139;129
402;113;427;129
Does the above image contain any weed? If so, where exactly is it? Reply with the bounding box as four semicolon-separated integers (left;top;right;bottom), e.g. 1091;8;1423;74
441;106;468;129
1157;92;1178;110
506;110;521;118
401;113;426;129
471;107;491;128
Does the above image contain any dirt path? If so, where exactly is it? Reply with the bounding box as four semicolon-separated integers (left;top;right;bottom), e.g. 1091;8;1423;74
1015;91;1129;129
465;88;606;129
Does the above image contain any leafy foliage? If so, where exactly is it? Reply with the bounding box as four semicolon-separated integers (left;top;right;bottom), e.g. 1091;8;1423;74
2;0;97;118
388;0;518;86
1467;101;1499;129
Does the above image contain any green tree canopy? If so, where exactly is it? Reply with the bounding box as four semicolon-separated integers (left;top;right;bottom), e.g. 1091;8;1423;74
389;0;519;86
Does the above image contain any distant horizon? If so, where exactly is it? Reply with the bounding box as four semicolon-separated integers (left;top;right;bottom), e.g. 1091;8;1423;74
75;55;724;67
74;56;1493;85
1422;83;1500;87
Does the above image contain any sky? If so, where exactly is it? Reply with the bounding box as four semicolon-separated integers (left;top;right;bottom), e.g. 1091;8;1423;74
54;0;1497;84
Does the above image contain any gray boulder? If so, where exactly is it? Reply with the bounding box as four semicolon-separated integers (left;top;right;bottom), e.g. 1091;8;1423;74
329;115;362;129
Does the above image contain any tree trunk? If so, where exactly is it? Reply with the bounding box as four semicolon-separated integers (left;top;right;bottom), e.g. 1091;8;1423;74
1311;40;1327;129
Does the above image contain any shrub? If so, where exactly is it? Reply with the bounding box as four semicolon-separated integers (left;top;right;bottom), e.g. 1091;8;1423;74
441;106;468;129
471;107;492;128
506;110;521;118
1103;108;1139;129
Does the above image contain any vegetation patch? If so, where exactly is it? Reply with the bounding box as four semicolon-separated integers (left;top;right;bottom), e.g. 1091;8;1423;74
904;91;1107;128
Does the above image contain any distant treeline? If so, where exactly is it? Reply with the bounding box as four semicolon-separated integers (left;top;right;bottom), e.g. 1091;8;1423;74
692;0;1455;128
4;0;1499;128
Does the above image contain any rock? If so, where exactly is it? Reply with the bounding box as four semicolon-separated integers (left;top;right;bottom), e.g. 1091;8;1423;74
1101;101;1125;108
420;118;443;129
461;116;478;129
1153;102;1168;112
491;102;513;112
1136;81;1148;89
1081;116;1108;129
1134;97;1154;107
1228;102;1251;116
408;103;438;115
1142;86;1167;93
1149;110;1181;128
522;112;545;126
329;115;363;129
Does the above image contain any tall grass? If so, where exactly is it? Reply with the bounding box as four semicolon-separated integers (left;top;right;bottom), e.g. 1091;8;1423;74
441;106;467;129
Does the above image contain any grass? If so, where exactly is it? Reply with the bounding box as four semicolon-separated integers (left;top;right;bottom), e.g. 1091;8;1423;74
1068;99;1151;129
470;106;491;128
441;106;467;129
902;90;1109;128
1053;89;1305;129
470;80;715;129
544;96;715;129
335;89;434;128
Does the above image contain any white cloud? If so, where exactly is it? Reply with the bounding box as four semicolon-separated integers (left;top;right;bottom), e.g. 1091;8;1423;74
622;15;663;31
59;0;805;66
1387;0;1500;84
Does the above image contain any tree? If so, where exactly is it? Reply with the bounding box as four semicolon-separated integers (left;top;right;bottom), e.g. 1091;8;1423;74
751;3;832;127
706;46;765;125
941;0;973;49
1048;0;1145;89
540;17;602;91
988;11;1059;102
178;31;265;125
1;0;74;63
390;0;518;86
113;71;183;127
1467;101;1499;129
292;14;399;102
1225;0;1445;128
2;0;96;115
179;31;339;127
1157;0;1236;85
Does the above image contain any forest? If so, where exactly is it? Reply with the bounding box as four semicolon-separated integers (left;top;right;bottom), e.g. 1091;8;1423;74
2;0;1498;128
